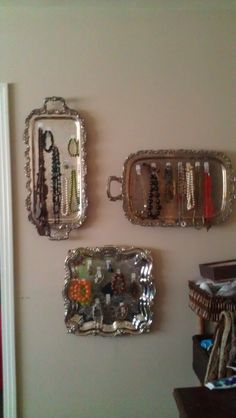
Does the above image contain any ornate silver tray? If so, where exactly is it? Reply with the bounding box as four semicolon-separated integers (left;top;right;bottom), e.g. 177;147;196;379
107;150;236;229
24;97;88;240
63;246;156;336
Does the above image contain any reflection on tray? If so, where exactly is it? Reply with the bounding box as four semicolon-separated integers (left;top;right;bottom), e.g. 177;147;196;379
108;150;236;229
24;97;88;240
63;246;156;336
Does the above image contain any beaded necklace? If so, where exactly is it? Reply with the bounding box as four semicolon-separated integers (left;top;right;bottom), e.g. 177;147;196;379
204;161;214;229
186;162;195;211
35;127;50;235
61;174;69;216
135;164;148;219
69;169;80;212
147;164;162;219
193;161;204;227
51;145;61;223
164;162;174;203
177;162;186;226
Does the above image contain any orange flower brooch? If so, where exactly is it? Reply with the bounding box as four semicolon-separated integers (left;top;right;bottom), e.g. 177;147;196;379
68;279;92;305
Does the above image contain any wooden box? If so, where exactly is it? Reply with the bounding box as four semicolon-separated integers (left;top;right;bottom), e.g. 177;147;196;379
199;259;236;282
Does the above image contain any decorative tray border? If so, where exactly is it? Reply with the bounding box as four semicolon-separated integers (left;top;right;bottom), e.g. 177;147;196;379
107;149;236;229
63;246;156;336
24;96;88;240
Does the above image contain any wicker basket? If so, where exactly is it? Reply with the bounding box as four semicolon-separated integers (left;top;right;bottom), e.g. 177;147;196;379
188;280;236;322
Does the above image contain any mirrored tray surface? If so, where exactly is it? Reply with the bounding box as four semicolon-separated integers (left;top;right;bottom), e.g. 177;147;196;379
24;97;88;240
63;246;156;336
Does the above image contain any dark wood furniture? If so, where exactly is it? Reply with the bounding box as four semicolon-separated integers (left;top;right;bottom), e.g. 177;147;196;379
174;282;236;418
173;386;236;418
192;334;211;384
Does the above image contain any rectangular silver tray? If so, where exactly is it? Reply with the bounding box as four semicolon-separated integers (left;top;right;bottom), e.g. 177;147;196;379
24;97;88;240
63;246;156;336
107;150;236;229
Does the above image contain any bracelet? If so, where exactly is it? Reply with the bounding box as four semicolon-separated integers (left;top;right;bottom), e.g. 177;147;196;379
68;137;79;157
43;130;54;153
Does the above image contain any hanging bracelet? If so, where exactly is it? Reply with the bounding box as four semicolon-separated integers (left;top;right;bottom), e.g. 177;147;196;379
43;129;54;153
68;136;79;157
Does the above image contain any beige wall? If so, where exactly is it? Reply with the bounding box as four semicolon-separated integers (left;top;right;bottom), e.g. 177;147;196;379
1;1;236;417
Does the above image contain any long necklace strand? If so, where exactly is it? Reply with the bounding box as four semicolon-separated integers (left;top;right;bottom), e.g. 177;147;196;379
186;162;195;211
69;169;80;212
61;175;69;216
35;127;50;234
147;164;162;219
164;162;174;203
51;145;61;223
177;162;185;224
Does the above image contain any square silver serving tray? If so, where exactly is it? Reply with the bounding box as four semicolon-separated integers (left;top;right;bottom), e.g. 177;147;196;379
63;246;156;336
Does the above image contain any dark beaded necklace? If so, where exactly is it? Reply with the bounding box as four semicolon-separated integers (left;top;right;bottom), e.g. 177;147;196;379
147;164;162;219
35;127;50;235
164;163;174;202
177;162;187;226
195;162;203;214
51;145;62;223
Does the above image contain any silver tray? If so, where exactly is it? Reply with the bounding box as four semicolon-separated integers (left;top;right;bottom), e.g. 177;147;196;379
107;150;236;229
63;246;156;336
24;97;88;240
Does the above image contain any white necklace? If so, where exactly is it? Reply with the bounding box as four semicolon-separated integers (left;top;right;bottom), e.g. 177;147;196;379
61;174;69;216
186;162;195;211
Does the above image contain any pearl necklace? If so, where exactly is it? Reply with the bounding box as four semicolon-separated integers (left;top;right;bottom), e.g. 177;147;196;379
186;162;195;211
61;174;69;216
177;162;186;225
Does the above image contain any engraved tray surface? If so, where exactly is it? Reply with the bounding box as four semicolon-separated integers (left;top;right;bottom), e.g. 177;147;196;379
63;246;156;336
107;150;236;228
24;97;88;240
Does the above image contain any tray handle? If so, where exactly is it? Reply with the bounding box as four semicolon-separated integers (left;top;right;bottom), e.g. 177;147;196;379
49;227;69;241
232;175;236;200
43;96;69;112
107;176;122;201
